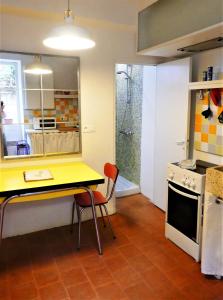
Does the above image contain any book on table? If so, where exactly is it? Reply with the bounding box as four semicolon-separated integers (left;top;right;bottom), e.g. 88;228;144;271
24;169;53;182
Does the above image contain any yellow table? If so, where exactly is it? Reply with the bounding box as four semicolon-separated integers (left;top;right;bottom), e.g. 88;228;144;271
0;161;104;254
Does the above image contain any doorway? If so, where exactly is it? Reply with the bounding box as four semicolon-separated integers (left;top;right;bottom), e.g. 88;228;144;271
115;64;142;197
115;58;192;210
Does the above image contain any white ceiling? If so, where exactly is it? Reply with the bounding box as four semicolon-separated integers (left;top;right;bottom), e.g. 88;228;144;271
2;0;158;26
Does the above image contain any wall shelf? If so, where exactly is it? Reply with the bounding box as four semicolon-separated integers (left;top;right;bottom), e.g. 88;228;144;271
189;80;223;90
54;94;78;99
23;89;78;92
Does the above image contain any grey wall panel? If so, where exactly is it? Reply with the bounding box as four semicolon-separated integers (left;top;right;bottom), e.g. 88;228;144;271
138;0;223;51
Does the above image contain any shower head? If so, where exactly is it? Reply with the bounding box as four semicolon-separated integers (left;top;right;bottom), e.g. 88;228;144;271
117;71;131;80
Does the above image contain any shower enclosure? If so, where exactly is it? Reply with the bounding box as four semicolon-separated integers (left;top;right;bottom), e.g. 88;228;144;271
115;64;143;197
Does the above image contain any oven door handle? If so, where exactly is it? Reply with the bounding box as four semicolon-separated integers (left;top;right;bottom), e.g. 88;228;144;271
168;183;198;200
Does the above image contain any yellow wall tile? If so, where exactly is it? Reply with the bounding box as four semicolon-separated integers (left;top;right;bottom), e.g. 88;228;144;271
208;134;216;144
209;125;216;134
195;123;201;132
201;133;208;143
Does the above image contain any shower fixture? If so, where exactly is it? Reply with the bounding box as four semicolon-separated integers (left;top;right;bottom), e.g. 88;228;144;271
119;129;134;136
116;69;132;104
117;65;133;137
116;71;131;80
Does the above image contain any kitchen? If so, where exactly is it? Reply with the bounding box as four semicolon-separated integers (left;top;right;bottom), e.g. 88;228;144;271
0;0;223;299
137;0;223;281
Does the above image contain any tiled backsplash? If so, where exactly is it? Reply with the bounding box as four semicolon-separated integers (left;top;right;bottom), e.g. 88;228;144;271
24;92;78;126
194;90;223;156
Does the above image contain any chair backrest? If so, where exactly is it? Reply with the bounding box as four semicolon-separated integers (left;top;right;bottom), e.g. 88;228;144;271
104;163;119;201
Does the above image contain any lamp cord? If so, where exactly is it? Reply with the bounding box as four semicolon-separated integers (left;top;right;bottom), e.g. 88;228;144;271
64;0;72;20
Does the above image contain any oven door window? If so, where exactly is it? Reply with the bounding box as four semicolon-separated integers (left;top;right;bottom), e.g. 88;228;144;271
167;182;199;242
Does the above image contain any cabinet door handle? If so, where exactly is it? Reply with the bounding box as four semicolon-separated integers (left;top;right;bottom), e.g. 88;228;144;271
168;183;198;200
176;140;185;146
215;197;223;204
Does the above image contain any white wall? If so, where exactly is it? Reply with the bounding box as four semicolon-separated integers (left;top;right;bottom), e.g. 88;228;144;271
140;66;156;200
192;48;223;165
0;9;159;237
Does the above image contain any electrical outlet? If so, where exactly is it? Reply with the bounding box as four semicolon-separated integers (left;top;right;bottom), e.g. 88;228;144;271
83;124;96;133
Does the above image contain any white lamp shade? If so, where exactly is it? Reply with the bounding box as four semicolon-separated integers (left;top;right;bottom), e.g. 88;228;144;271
24;62;53;75
43;24;96;50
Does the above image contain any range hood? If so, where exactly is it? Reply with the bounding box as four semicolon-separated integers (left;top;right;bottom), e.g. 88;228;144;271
138;23;223;58
178;37;223;53
137;13;223;58
138;0;223;58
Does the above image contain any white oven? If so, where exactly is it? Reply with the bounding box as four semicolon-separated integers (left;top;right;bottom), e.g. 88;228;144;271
33;117;56;130
166;160;216;262
167;182;201;243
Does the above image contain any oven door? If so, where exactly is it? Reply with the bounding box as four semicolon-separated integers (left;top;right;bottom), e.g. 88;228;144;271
167;181;200;243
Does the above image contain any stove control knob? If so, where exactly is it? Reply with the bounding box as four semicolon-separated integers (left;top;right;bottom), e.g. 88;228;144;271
181;177;186;185
169;172;174;180
191;180;196;189
185;178;191;187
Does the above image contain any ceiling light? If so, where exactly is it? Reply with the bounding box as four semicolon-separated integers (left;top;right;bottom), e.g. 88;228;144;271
43;0;95;51
24;56;53;75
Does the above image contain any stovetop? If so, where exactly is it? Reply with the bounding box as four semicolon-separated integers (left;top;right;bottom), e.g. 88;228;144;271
168;160;218;193
173;160;217;175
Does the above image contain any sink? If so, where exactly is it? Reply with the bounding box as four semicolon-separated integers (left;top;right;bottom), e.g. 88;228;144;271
206;166;223;198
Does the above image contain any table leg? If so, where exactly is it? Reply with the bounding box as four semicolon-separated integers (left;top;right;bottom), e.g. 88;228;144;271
0;189;102;255
0;204;3;245
84;187;102;255
0;196;17;245
0;199;10;245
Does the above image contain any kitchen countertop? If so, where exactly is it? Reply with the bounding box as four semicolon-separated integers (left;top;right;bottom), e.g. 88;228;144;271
26;128;79;133
206;166;223;199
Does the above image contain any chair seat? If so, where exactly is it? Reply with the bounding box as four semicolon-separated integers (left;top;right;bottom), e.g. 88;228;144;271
75;191;107;207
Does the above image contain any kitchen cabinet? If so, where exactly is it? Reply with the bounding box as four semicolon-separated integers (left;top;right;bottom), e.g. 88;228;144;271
42;56;79;91
137;0;222;58
24;73;54;109
24;55;79;109
201;192;223;278
200;166;223;277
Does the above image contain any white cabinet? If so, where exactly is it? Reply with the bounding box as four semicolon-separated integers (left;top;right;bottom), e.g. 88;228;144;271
201;192;223;277
24;73;54;109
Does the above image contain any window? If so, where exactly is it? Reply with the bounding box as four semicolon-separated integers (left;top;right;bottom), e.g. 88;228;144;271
0;52;80;158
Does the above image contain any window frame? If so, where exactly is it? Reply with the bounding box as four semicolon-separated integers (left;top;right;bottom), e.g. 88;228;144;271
0;50;81;160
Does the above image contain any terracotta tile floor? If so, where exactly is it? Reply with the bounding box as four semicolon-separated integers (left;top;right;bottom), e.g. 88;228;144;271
0;194;222;300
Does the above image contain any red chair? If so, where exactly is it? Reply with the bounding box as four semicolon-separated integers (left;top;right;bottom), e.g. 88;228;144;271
71;163;119;249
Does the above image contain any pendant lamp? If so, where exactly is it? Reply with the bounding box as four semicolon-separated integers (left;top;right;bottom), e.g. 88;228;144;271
43;0;95;51
24;56;53;75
